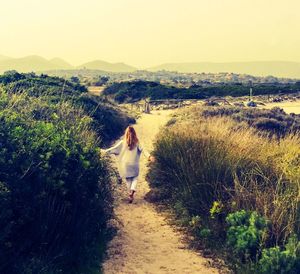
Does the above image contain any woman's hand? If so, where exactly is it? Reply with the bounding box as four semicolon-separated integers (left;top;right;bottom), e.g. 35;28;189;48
148;155;156;163
100;149;108;156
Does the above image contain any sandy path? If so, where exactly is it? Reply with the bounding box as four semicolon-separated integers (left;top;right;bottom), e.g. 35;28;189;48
103;110;219;274
261;100;300;114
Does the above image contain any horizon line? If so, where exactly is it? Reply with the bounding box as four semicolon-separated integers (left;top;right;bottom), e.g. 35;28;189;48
1;54;300;68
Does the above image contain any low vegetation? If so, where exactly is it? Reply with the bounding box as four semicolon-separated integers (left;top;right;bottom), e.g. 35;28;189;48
0;71;135;145
102;80;300;103
0;72;133;273
202;106;300;137
147;106;300;273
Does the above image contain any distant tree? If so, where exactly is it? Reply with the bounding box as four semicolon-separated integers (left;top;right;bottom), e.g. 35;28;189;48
0;71;26;84
70;76;80;84
3;70;18;75
95;76;110;86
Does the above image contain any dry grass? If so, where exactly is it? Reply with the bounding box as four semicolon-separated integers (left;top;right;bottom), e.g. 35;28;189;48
148;107;300;245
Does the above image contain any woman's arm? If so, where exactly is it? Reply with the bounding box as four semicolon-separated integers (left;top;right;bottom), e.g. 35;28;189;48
138;144;155;162
103;140;123;155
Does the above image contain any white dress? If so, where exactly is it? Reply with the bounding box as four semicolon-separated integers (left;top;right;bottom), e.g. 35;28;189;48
105;140;149;178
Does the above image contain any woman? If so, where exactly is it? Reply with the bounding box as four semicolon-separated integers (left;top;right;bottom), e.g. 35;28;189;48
104;126;154;203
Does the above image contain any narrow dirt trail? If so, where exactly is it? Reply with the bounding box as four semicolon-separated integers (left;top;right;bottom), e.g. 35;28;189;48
103;110;219;274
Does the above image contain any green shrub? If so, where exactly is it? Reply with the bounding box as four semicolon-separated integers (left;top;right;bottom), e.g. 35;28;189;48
253;118;287;136
0;71;86;98
173;200;190;225
0;72;134;145
226;210;269;260
102;80;300;103
198;228;212;239
76;95;135;145
210;201;224;219
0;92;113;273
258;235;300;274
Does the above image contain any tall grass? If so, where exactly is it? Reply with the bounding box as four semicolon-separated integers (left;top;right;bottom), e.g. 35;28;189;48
148;110;300;245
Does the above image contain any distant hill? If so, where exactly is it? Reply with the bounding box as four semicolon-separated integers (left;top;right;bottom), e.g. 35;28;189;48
78;60;137;72
0;55;137;73
0;55;11;62
1;56;300;78
149;61;300;79
0;55;73;73
49;58;73;69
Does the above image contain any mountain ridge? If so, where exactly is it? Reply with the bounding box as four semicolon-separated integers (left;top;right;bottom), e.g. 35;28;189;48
49;57;73;69
0;55;12;62
77;60;136;72
0;55;72;72
0;55;137;73
1;55;300;78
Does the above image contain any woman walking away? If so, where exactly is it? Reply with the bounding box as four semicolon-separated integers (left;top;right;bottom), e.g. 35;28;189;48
104;126;154;203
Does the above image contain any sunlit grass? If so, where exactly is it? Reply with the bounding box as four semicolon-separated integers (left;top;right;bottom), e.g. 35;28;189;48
148;107;300;245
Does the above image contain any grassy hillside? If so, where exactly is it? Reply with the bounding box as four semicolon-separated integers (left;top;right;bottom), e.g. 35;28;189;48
0;72;133;273
0;71;135;145
102;80;300;103
201;106;300;137
148;106;300;273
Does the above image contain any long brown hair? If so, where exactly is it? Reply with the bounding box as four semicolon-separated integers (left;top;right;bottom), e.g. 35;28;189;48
124;126;139;150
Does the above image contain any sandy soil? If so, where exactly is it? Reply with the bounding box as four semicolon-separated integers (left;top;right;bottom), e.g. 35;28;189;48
88;86;105;96
261;100;300;114
103;110;219;274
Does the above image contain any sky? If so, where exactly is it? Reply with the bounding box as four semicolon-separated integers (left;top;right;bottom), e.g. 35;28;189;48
1;0;300;68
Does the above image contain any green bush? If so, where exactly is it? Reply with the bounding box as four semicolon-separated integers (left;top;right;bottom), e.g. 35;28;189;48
258;236;300;274
226;210;269;260
0;72;135;145
258;235;300;274
102;80;300;103
0;91;113;273
198;228;212;239
0;71;86;98
76;95;135;145
210;201;224;219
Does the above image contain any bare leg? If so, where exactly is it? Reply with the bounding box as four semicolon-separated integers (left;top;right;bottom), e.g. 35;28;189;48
126;178;133;203
128;177;138;203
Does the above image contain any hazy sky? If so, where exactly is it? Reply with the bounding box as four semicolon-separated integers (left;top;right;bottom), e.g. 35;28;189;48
1;0;300;67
